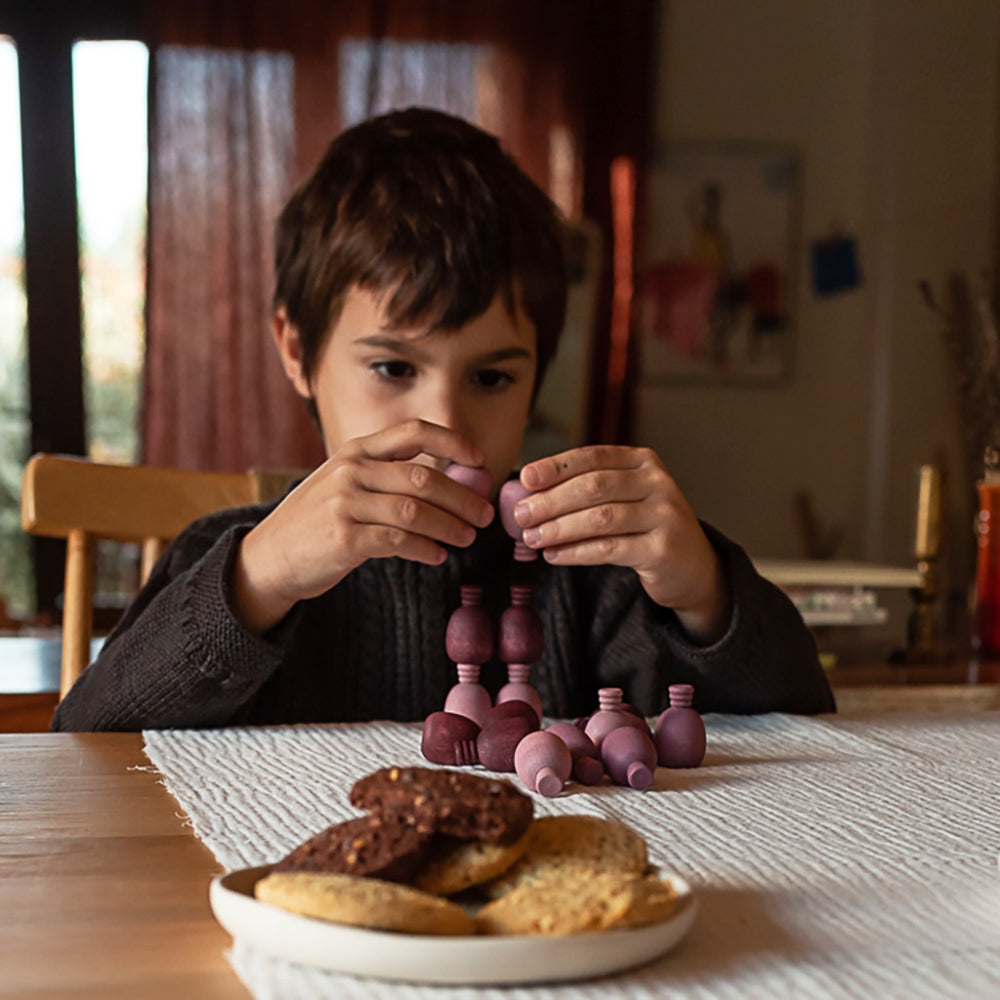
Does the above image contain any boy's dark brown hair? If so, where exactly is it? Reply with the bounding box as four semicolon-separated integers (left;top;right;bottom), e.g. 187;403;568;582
273;107;568;402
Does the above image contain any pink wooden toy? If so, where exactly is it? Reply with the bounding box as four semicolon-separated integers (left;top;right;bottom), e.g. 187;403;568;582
499;479;537;562
583;687;630;748
444;463;492;499
544;721;605;785
601;725;658;790
421;711;481;766
477;714;536;772
514;730;572;797
653;683;706;768
443;584;494;726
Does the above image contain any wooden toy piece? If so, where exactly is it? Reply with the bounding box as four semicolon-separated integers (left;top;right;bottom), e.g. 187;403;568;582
444;462;492;499
583;687;630;749
477;714;537;772
443;663;492;727
498;586;544;662
513;730;572;797
544;721;606;785
498;479;537;562
601;725;658;790
483;699;541;731
421;711;481;766
653;683;707;768
445;585;494;665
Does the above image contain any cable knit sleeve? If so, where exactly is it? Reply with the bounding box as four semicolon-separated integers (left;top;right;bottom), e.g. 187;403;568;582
50;505;290;731
582;522;836;716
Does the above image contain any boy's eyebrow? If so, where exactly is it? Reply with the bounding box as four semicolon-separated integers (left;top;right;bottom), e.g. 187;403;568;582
354;335;533;364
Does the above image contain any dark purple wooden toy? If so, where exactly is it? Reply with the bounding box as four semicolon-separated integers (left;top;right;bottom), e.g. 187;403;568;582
653;683;706;768
483;700;541;730
601;725;658;790
443;584;494;726
421;711;481;766
544;721;605;785
477;714;537;772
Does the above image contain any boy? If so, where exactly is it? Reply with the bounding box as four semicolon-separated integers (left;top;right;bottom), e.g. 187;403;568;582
53;108;834;731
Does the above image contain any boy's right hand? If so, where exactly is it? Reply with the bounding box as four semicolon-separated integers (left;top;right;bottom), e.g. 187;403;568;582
231;420;495;633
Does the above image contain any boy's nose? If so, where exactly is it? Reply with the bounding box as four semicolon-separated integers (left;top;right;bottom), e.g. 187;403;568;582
420;388;469;437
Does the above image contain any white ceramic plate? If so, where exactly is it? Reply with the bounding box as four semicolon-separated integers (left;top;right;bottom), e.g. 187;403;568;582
210;865;698;986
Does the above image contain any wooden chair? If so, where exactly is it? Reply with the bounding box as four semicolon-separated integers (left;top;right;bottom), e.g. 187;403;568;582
20;454;272;700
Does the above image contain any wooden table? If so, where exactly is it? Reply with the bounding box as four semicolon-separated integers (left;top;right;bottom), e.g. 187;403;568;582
0;732;248;999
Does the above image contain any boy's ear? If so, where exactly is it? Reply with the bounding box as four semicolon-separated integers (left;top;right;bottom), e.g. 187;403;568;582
272;307;313;400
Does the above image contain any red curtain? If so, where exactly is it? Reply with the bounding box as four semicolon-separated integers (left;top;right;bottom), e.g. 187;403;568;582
141;0;657;472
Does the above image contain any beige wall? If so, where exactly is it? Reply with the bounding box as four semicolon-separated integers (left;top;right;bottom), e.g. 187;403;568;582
636;0;1000;601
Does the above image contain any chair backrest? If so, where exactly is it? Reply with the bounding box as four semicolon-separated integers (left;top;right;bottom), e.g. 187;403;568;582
21;454;263;700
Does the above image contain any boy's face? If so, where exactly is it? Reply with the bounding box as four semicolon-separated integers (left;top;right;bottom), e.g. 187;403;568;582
276;286;537;498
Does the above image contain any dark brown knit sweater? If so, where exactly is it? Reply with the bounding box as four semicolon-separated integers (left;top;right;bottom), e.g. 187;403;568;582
51;500;835;731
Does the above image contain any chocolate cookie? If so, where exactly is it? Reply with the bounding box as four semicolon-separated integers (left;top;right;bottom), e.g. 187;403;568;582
272;812;433;884
349;766;533;845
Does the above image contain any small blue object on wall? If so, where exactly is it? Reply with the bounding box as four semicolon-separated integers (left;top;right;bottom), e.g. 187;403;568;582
810;235;861;297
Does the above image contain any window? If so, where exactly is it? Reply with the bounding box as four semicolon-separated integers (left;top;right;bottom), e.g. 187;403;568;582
0;35;31;623
73;40;148;465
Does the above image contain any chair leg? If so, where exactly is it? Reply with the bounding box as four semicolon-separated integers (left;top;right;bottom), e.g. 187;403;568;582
62;530;95;700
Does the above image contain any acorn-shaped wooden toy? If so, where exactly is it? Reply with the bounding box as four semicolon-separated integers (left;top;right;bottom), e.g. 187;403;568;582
496;585;544;721
653;683;706;768
601;725;658;790
499;479;537;562
514;730;572;797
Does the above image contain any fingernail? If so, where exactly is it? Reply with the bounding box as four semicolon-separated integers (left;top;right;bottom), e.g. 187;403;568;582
522;465;540;489
523;526;541;547
476;504;495;528
513;501;532;525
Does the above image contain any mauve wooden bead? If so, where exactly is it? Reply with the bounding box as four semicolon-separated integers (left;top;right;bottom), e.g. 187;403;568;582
544;721;605;785
514;730;572;797
498;587;544;663
499;480;537;561
445;585;494;665
483;700;540;731
421;711;481;766
477;715;536;772
601;725;658;790
444;463;492;499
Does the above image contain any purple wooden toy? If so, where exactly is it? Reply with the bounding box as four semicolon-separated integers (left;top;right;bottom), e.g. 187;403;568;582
653;683;706;768
421;711;481;766
514;730;572;797
601;725;658;790
499;479;537;562
444;462;492;499
544;721;605;785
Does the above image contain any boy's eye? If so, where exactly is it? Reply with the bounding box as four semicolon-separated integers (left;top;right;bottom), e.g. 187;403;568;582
372;360;415;380
472;368;515;390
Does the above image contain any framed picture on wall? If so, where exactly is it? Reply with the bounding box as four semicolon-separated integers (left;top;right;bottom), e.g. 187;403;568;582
637;142;800;384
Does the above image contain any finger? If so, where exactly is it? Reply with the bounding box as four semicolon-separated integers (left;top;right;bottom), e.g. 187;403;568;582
521;445;647;491
355;419;484;468
521;498;651;550
348;488;481;549
348;522;452;566
514;469;652;529
538;532;652;568
357;459;494;529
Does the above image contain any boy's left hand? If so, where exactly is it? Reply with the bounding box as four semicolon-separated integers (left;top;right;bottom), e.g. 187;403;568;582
516;446;730;643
